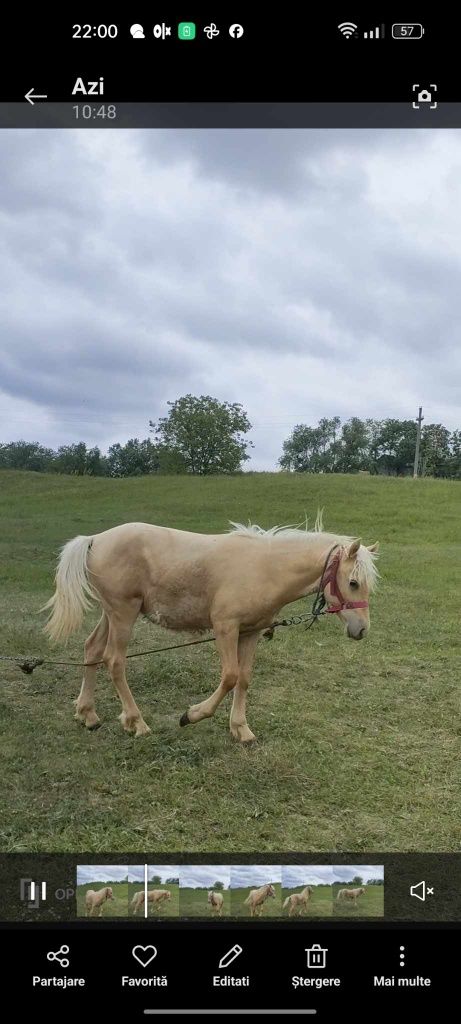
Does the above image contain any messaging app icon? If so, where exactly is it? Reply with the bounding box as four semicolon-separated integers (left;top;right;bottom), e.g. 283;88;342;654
178;22;196;40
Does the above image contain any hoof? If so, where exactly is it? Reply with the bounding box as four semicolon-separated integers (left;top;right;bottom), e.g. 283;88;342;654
179;711;191;728
86;720;102;731
241;738;258;747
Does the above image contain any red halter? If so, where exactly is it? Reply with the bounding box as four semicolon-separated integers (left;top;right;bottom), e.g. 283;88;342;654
321;551;369;614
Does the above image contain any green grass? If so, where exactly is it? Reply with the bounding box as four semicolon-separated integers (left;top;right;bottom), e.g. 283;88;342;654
333;885;384;918
76;881;128;917
179;888;231;918
1;470;460;853
282;885;333;918
230;884;282;918
128;883;179;917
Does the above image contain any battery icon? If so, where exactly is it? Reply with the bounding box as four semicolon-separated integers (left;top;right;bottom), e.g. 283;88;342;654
392;24;424;39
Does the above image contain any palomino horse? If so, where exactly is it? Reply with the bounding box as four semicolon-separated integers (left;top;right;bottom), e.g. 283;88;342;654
131;889;171;915
244;883;276;917
85;886;113;917
208;891;224;916
283;885;313;917
43;520;378;743
336;887;366;905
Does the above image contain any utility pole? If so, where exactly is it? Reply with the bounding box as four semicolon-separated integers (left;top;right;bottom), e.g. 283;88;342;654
413;406;423;478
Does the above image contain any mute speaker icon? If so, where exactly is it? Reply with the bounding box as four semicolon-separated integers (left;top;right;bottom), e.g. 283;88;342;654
410;880;434;901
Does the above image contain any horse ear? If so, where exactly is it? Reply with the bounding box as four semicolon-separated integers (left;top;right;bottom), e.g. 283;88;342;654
367;541;379;553
347;538;361;559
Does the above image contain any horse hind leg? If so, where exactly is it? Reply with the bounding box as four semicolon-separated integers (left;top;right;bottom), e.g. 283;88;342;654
229;632;259;744
104;602;150;738
74;613;109;729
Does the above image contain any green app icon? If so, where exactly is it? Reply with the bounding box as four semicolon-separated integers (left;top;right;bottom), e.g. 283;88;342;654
178;22;196;40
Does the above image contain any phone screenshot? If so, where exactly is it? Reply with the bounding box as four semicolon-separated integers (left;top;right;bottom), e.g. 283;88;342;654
0;8;459;1020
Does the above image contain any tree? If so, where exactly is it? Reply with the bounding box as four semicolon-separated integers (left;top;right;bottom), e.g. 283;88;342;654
370;419;416;475
336;418;371;473
150;395;253;475
279;418;341;472
53;438;101;473
213;881;225;891
150;875;162;885
166;877;179;885
106;438;160;477
0;440;55;472
450;430;461;479
420;424;450;477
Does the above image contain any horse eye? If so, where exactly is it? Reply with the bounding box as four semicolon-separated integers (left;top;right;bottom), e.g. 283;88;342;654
349;579;359;590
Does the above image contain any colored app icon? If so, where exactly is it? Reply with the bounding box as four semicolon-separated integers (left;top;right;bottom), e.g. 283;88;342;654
178;22;196;40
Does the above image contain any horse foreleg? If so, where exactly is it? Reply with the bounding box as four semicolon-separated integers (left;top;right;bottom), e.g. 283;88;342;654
229;632;259;744
74;613;108;729
104;602;150;738
180;623;239;727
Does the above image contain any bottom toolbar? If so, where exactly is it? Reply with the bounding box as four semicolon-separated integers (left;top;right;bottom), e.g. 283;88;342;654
3;925;457;1016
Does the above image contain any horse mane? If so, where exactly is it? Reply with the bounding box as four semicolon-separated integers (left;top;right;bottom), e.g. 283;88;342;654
228;515;379;591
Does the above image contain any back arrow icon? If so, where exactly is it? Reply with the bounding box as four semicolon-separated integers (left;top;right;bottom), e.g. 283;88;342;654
25;89;48;105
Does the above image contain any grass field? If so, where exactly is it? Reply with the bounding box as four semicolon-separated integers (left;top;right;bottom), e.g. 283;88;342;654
333;885;384;918
128;882;180;917
230;884;283;918
76;881;128;917
179;888;231;918
282;885;333;918
1;470;460;854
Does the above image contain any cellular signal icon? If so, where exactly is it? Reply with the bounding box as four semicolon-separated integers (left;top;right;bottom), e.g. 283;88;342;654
338;22;358;39
363;24;385;39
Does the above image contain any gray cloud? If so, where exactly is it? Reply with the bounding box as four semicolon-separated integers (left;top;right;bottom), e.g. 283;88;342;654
332;865;384;884
179;865;231;889
230;865;281;888
282;865;333;888
1;129;460;469
76;864;128;884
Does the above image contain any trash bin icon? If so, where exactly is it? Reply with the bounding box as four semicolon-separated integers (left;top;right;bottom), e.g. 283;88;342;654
305;943;328;969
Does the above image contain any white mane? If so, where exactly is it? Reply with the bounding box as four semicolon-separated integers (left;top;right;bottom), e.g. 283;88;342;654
229;517;379;590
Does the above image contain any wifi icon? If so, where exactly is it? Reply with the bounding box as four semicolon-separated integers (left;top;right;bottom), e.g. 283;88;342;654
338;22;358;38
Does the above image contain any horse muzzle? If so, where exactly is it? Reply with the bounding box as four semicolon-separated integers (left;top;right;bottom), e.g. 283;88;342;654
346;624;368;640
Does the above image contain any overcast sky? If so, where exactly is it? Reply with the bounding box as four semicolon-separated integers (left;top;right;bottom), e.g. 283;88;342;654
283;865;332;888
77;864;128;884
332;864;384;884
180;866;230;888
230;865;281;888
1;129;460;470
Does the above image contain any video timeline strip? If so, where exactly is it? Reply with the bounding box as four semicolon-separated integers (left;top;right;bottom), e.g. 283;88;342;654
73;864;384;920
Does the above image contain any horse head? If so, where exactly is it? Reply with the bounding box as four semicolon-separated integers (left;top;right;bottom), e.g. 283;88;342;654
323;540;379;640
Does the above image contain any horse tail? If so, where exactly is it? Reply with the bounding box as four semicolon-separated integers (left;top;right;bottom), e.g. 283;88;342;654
244;894;251;905
42;535;96;641
283;896;291;909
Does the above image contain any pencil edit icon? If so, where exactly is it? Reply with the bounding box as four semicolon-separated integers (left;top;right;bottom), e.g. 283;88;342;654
219;944;243;969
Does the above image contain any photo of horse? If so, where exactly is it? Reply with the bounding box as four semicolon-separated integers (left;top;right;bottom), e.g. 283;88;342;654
1;128;459;859
76;866;129;918
282;866;333;918
332;866;384;917
230;867;282;918
179;866;231;918
128;866;179;918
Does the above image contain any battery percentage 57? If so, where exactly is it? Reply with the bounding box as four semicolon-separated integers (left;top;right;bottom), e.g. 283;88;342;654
392;24;424;39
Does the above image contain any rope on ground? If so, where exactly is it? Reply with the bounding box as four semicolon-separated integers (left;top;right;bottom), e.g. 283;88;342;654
0;608;327;676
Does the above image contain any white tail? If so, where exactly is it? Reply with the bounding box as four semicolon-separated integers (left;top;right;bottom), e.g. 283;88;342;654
283;895;290;909
42;535;96;641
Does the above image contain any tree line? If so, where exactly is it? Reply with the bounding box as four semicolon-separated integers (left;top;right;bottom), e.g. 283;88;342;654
280;416;461;477
1;396;460;478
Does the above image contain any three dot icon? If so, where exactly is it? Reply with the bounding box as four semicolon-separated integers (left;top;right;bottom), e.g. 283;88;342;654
399;945;405;968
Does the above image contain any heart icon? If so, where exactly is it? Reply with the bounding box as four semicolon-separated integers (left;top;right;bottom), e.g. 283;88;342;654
132;944;157;968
